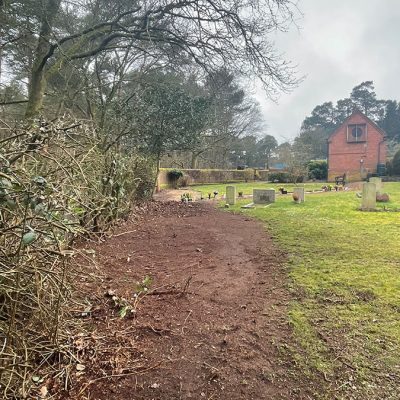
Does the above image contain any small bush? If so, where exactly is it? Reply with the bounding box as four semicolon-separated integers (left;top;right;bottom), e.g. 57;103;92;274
167;169;184;188
268;172;292;183
391;149;400;176
386;160;393;176
167;168;184;182
307;160;328;180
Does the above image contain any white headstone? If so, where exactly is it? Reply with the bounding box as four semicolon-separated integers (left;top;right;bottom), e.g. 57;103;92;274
253;189;275;204
226;186;236;205
361;182;376;210
369;177;382;193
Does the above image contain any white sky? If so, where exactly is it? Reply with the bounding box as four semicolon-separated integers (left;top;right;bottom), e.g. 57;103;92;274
255;0;400;143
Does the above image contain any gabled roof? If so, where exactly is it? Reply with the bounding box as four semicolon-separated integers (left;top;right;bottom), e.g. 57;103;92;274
327;109;386;142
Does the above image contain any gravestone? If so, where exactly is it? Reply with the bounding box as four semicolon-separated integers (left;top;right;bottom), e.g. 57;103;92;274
226;185;236;205
293;187;305;203
361;182;376;210
253;189;275;204
369;177;382;193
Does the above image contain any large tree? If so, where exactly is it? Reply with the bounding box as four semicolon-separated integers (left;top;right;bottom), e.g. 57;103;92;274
189;69;264;168
350;81;383;119
258;134;278;169
1;0;298;119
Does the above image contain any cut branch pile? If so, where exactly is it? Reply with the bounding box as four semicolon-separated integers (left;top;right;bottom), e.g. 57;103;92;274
0;118;156;398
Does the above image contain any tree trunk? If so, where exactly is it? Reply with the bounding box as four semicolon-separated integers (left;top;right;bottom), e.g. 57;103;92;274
153;154;161;195
191;152;199;169
25;0;61;119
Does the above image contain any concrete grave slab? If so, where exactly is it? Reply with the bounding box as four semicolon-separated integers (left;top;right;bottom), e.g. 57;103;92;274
253;189;275;204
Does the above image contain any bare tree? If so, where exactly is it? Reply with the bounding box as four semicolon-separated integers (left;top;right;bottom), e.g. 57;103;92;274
1;0;299;119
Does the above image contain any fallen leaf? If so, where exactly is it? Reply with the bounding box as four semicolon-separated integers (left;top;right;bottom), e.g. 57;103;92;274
76;364;85;371
39;386;48;398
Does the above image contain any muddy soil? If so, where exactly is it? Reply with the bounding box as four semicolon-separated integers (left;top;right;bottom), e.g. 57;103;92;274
67;202;312;400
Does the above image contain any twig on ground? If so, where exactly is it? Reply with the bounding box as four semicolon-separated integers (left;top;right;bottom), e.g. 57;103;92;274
181;310;193;334
77;362;164;396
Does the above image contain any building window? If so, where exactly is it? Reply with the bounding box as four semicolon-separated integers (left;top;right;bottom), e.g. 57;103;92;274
347;124;366;142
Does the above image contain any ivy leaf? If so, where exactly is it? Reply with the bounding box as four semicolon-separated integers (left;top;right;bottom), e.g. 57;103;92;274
119;305;128;319
22;231;37;246
32;375;43;383
6;199;17;210
33;176;47;187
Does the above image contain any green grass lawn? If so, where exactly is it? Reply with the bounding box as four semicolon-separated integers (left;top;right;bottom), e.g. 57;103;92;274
190;181;325;196
226;183;400;399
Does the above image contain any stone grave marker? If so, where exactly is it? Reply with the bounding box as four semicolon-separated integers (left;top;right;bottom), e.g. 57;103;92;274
361;182;376;210
253;189;275;204
293;187;305;203
369;177;382;193
226;185;236;205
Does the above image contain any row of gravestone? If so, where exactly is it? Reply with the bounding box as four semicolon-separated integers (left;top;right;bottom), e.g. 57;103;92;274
225;178;383;210
226;186;305;206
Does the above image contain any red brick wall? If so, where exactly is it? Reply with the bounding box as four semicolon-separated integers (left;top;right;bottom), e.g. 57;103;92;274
328;113;386;181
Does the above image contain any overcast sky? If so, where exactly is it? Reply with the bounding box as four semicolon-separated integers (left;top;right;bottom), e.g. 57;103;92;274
255;0;400;143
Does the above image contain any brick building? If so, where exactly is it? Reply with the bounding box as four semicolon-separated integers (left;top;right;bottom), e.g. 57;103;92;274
327;110;387;182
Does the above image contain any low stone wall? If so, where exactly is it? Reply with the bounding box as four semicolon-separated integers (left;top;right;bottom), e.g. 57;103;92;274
382;176;400;182
159;168;270;187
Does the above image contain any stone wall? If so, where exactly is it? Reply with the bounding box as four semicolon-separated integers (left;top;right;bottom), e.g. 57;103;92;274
158;168;270;187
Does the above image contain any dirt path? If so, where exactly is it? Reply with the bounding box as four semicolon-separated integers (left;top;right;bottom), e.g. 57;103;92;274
69;202;310;399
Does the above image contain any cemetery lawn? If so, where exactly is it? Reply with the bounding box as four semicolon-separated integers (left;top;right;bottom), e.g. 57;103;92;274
229;182;400;399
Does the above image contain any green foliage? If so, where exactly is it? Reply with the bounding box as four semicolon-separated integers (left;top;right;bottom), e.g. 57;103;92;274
268;171;305;183
307;160;328;180
134;275;153;295
180;192;193;202
391;149;400;175
167;169;184;182
228;134;278;168
121;73;211;158
22;230;37;246
107;275;153;319
0;119;157;397
268;172;292;183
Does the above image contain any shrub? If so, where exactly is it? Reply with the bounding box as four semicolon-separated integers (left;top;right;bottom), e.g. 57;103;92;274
167;169;184;188
391;149;400;176
386;160;393;176
268;172;292;183
307;160;328;180
0;119;156;398
167;168;184;182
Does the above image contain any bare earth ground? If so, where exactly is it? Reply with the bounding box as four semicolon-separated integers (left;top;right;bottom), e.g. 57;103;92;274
66;201;314;400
